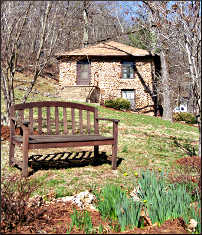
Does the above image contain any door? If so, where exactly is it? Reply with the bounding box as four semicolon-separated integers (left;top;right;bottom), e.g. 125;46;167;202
77;60;90;85
121;90;135;110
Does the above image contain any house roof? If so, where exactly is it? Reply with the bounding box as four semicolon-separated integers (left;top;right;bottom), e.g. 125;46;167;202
55;41;151;58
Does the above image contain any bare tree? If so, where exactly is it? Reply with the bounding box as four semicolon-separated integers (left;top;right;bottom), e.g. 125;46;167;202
127;1;201;156
1;2;32;121
174;1;201;157
1;0;140;125
1;1;68;122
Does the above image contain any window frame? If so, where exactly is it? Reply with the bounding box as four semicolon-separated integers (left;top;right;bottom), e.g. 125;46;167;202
121;61;135;79
121;89;136;110
77;60;91;85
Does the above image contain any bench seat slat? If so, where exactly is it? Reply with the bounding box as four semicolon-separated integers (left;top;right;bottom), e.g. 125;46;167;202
13;135;113;144
47;107;51;135
29;108;33;135
38;107;42;134
63;107;68;134
79;109;83;134
55;107;59;134
19;110;24;122
71;108;75;135
87;111;91;134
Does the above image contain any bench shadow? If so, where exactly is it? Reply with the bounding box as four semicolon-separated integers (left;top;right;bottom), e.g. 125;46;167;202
14;151;123;176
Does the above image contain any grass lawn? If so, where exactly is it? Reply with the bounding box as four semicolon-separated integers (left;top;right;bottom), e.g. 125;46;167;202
1;72;200;192
1;73;200;233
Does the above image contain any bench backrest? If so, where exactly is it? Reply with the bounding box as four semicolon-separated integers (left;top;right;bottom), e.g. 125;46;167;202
10;101;99;135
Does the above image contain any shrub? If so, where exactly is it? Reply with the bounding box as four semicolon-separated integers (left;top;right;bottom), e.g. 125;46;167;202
173;112;197;124
104;98;131;111
1;174;40;233
104;99;114;108
96;184;141;231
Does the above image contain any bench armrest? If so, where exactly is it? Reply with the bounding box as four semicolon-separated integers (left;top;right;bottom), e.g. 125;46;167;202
96;118;119;139
10;117;30;137
11;117;30;127
96;118;120;123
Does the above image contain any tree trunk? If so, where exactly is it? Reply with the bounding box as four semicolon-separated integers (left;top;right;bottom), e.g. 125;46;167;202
160;50;173;121
199;123;201;158
82;1;89;48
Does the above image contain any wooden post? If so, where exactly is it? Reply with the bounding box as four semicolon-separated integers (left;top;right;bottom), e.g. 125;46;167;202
22;124;29;177
9;142;15;166
94;109;99;158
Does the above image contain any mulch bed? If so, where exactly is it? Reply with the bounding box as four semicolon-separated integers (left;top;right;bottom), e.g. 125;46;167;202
2;200;189;234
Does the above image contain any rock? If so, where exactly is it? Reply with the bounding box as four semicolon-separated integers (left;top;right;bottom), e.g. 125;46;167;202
59;196;74;202
27;195;44;208
187;219;197;232
130;186;141;202
112;170;118;175
57;190;97;211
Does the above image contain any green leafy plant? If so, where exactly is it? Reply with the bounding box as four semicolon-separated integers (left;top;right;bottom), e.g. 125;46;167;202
46;178;66;187
96;184;141;231
98;224;103;233
55;186;72;198
122;145;128;153
70;209;93;234
104;99;114;108
135;170;201;233
104;98;131;110
173;112;197;124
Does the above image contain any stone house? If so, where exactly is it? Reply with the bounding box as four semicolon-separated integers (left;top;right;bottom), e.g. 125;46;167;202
55;41;160;113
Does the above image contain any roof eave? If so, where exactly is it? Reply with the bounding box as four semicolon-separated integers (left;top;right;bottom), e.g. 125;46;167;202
55;54;152;60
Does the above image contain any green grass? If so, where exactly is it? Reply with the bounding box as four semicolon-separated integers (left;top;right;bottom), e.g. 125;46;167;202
1;72;199;195
1;73;201;233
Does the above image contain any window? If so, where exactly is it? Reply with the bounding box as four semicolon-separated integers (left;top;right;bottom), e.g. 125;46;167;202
77;60;90;85
121;89;135;110
122;61;134;79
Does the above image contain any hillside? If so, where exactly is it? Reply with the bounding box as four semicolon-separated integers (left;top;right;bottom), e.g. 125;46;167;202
1;72;200;234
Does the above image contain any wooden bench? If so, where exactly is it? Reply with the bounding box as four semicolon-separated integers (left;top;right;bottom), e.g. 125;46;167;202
9;101;120;177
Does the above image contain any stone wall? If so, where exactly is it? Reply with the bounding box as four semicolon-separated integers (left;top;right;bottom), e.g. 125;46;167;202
58;57;155;112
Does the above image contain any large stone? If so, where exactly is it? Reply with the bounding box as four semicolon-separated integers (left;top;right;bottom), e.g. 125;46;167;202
57;190;97;211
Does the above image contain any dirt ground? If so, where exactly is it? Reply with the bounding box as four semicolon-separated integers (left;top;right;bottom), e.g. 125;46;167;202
3;200;189;234
0;125;196;234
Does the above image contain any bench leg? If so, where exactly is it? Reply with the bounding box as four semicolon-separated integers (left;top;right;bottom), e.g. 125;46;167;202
94;145;99;157
9;142;15;166
22;130;29;177
112;144;117;170
22;142;29;177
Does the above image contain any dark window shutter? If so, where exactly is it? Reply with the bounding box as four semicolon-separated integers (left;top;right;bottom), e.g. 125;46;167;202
88;60;91;85
120;60;123;79
77;61;81;85
77;60;90;85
